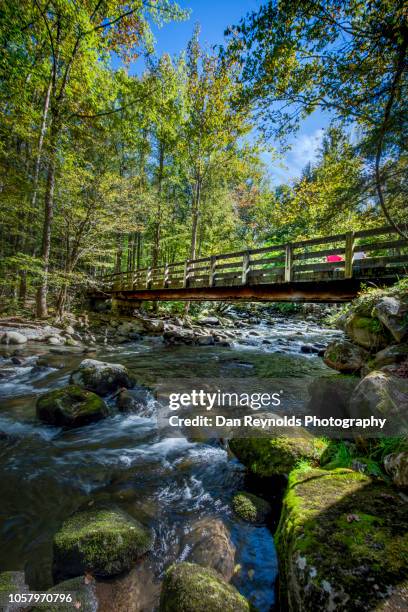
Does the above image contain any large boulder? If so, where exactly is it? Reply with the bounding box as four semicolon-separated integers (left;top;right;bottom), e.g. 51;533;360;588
232;491;271;524
70;359;133;395
345;313;389;350
36;385;108;427
349;370;408;433
53;508;153;580
275;467;408;611
0;571;29;612
116;387;154;417
30;576;98;612
307;375;357;418
324;340;368;373
159;562;250;612
0;331;27;345
229;434;327;477
372;343;408;369
373;296;408;343
384;451;408;488
181;518;235;581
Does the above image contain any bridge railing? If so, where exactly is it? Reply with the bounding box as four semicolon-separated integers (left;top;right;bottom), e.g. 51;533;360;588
100;225;408;292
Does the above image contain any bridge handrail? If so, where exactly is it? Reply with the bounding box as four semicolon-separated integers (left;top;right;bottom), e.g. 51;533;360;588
98;225;407;290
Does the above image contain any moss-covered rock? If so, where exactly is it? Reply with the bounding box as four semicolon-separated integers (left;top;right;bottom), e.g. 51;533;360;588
323;340;368;373
372;343;408;370
0;571;28;612
345;313;390;350
36;385;108;427
70;359;133;395
373;295;408;343
159;562;250;611
232;491;271;524
30;576;98;612
53;508;153;580
384;451;408;489
229;434;327;477
349;370;408;434
275;467;408;611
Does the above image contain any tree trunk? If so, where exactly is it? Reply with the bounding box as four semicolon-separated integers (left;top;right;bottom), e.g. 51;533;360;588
36;116;59;318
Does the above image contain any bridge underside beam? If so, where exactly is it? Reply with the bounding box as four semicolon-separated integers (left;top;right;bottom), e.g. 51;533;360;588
107;278;394;303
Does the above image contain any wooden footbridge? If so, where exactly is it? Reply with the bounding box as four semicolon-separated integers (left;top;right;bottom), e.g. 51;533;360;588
94;226;408;303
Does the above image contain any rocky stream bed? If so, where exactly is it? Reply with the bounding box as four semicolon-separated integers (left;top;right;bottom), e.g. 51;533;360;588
0;290;407;612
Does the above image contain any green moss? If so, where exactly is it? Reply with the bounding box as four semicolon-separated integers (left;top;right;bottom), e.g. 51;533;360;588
229;435;328;476
0;571;23;591
232;491;271;523
36;385;108;427
53;508;153;579
159;562;251;611
275;467;408;611
352;316;383;334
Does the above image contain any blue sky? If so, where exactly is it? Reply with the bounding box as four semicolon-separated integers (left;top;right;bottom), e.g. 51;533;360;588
122;0;332;184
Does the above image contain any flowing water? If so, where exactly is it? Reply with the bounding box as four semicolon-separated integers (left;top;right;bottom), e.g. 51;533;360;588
0;315;342;611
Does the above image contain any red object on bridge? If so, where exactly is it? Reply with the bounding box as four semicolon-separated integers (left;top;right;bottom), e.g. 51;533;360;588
326;254;344;262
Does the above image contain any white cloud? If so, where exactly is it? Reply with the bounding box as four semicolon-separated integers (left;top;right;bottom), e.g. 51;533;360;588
287;129;325;175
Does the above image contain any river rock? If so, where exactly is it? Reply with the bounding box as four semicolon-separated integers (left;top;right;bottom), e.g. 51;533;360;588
196;335;214;346
324;340;368;373
0;571;29;612
95;561;160;612
384;452;408;488
229;434;327;477
159;562;250;612
143;318;164;333
349;370;408;432
70;359;133;395
53;508;153;580
232;491;271;524
36;385;108;427
182;518;235;581
30;576;98;612
163;328;195;345
0;331;27;345
197;316;220;326
371;343;408;369
275;466;408;611
47;336;64;345
307;374;357;418
116;387;154;416
345;313;389;350
372;295;408;343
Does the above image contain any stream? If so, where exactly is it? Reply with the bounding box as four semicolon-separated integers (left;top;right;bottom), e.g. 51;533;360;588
0;314;343;611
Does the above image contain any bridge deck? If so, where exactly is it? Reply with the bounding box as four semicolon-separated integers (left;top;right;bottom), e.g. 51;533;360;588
94;226;407;302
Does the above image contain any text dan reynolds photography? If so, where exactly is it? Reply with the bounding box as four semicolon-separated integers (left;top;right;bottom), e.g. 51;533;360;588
0;0;407;611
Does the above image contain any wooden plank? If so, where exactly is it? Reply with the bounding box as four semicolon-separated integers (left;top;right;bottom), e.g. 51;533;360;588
242;252;250;284
250;255;286;266
285;245;293;282
344;232;354;278
356;239;408;252
294;247;344;260
292;233;347;248
294;261;344;273
353;226;395;238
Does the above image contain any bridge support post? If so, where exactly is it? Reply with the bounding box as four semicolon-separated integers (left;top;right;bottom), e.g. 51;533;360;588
242;251;250;284
209;256;216;287
285;244;293;282
183;261;189;288
146;267;152;289
345;231;355;278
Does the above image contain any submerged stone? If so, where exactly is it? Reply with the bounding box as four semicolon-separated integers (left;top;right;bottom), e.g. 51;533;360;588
275;467;408;611
159;562;250;611
181;518;235;581
53;508;153;580
36;385;108;427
